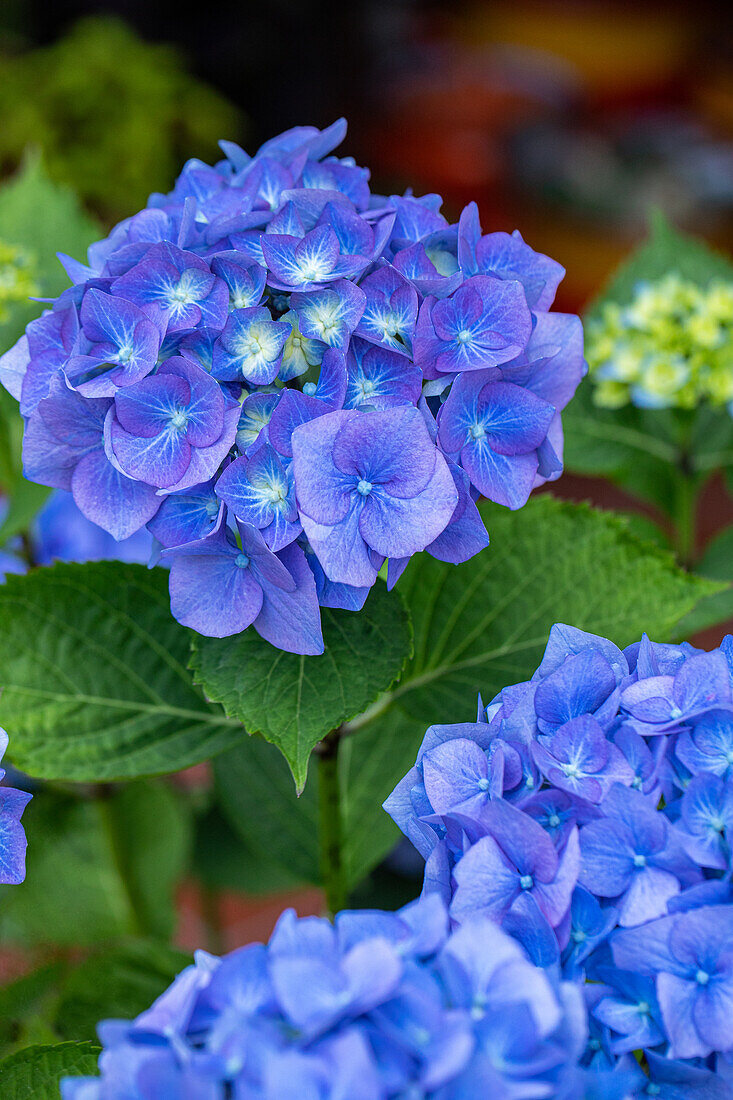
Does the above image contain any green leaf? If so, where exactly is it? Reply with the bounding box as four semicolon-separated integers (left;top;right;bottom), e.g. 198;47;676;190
0;151;101;352
618;512;670;550
0;385;50;546
53;940;191;1045
0;562;245;781
675;524;733;637
0;964;66;1057
214;735;319;886
97;780;192;939
562;376;679;484
563;380;733;511
191;581;413;790
0;781;190;946
388;497;718;727
216;496;719;893
0;1042;99;1097
587;211;733;323
193;805;301;895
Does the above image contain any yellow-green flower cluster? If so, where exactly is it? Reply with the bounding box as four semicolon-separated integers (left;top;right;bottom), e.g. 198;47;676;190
0;242;37;325
586;273;733;412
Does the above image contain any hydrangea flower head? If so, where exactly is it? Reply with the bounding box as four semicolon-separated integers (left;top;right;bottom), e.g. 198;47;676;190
61;895;595;1099
0;120;584;652
386;623;733;1091
0;728;31;888
586;273;733;412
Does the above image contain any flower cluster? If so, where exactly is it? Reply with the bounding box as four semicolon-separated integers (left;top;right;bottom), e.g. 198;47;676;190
0;728;31;891
0;241;37;324
0;120;584;653
62;894;640;1100
587;273;733;412
386;624;733;1091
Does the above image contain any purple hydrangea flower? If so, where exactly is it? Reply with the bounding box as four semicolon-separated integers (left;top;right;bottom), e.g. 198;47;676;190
61;896;589;1100
1;119;583;649
23;375;161;540
415;275;533;378
291;406;458;587
387;624;733;1088
66;288;162;398
0;728;31;887
107;356;239;491
166;520;323;653
613;906;733;1060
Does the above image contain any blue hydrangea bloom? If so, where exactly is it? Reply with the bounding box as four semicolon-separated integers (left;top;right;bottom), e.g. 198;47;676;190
386;624;733;1092
1;120;584;651
0;729;31;888
61;896;598;1100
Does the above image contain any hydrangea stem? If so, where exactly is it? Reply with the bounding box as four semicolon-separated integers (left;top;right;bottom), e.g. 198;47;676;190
317;729;347;918
97;785;146;936
673;466;697;570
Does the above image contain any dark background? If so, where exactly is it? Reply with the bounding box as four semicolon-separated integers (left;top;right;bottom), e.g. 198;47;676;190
3;0;733;314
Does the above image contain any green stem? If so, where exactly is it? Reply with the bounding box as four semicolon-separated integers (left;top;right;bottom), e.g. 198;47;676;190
317;729;346;918
97;785;146;936
671;410;701;571
673;466;697;570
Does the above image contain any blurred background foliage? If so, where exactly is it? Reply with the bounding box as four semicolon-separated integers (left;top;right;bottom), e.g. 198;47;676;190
0;15;243;221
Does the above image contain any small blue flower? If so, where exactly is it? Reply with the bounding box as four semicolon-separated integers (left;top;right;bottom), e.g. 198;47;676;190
354;266;418;354
0;728;31;888
579;786;697;927
107;356;240;491
291;406;458;587
23;375;160;540
415;275;532;377
613;905;733;1060
290;279;366;350
166;520;323;653
66;288;162;397
344;337;422;410
211;306;290;384
437;373;555;509
458;202;565;310
112;241;229;335
215;444;301;551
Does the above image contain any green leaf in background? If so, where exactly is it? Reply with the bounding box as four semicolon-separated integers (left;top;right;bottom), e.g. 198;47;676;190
586;211;733;324
53;940;192;1045
0;563;245;781
0;963;66;1057
191;582;413;791
388;496;716;728
0;156;99;547
0;151;101;351
0;941;190;1059
214;496;719;895
0;1042;100;1097
675;524;733;638
0;780;190;946
193;805;301;896
214;735;319;887
0;388;51;543
0;16;242;222
562;379;733;513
